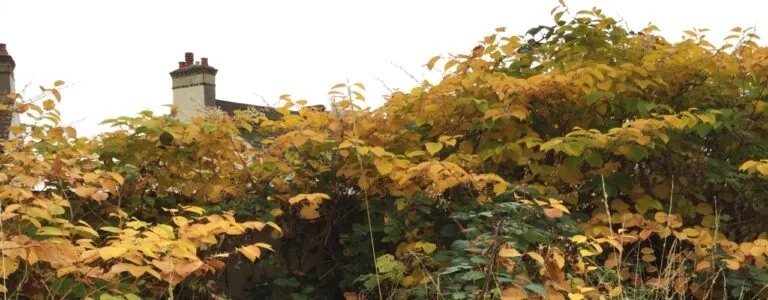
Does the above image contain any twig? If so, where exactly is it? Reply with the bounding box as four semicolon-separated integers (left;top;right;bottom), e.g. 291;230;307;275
386;60;421;84
478;219;503;299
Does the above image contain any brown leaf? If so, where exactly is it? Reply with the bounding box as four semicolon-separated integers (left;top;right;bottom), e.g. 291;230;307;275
543;208;563;218
501;287;527;299
174;260;204;278
91;191;109;202
35;239;79;268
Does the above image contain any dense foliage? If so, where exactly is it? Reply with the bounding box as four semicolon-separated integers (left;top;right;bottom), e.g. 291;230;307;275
4;3;768;299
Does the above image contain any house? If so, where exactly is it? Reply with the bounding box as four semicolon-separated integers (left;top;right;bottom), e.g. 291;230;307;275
0;46;324;139
0;44;19;140
170;52;324;121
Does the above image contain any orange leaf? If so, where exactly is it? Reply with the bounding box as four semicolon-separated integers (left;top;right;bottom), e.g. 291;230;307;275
543;208;563;218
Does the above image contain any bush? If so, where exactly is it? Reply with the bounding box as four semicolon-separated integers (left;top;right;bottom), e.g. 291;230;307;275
4;3;768;299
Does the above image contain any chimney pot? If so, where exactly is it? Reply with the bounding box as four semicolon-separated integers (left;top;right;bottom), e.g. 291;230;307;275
184;52;194;66
178;61;185;69
201;57;208;66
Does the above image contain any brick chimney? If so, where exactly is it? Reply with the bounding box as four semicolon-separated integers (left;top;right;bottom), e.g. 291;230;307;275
169;52;217;120
0;43;18;140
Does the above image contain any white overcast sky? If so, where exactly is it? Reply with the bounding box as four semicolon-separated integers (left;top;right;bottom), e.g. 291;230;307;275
1;0;767;137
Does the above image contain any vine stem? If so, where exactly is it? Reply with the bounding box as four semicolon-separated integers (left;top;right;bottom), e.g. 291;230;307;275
600;175;622;294
346;79;384;300
478;219;503;300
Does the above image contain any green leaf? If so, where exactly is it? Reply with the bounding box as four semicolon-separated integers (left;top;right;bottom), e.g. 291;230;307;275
539;138;562;151
473;100;489;112
451;240;470;251
636;101;656;115
99;294;124;300
37;226;66;236
440;224;458;238
629;145;647;161
584;151;604;167
439;265;472;275
522;227;552;244
460;270;486;281
524;283;547;297
99;226;121;233
694;123;713;137
51;276;74;296
564;157;583;169
159;131;174;145
562;141;585;156
586;91;604;105
72;284;87;297
49;205;66;215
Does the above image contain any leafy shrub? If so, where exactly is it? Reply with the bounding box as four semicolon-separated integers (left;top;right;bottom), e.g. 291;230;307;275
4;3;768;299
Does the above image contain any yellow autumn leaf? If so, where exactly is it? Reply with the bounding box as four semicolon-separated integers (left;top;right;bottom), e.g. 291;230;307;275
498;248;522;258
426;55;441;70
608;287;622;297
83;172;100;183
237;245;262;262
270;208;284;217
288;194;307;204
0;256;19;278
373;158;394;175
568;292;585;300
526;252;545;266
107;172;125;185
306;193;331;204
570;235;588;244
74;186;98;198
43;99;56;110
549;200;570;214
182;205;206;215
99;246;128;261
51;89;61;101
695;260;710;272
299;205;320;220
56;265;79;278
425;142;443;155
682;228;699;238
724;258;740;270
509;105;528;120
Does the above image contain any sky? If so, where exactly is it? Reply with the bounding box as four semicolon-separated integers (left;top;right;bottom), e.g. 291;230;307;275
1;0;767;137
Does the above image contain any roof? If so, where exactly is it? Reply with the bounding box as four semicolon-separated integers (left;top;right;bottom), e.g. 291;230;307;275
214;99;326;120
215;99;282;120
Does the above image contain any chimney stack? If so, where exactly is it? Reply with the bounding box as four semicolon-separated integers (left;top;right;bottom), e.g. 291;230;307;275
0;43;18;139
170;52;217;120
184;52;194;67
